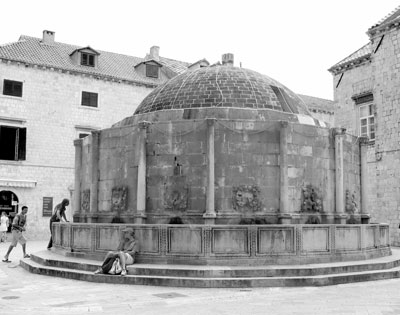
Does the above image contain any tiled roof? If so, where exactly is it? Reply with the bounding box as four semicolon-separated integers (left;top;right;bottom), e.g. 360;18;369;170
369;5;400;31
0;35;190;86
298;94;335;113
328;43;371;73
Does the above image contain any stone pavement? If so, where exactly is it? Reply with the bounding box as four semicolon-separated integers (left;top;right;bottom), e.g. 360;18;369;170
1;240;400;315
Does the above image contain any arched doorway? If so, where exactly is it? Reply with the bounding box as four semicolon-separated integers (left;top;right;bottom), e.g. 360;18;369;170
0;190;19;232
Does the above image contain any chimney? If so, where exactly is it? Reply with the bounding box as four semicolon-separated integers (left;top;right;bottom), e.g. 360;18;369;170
42;30;55;44
222;53;234;67
149;46;160;61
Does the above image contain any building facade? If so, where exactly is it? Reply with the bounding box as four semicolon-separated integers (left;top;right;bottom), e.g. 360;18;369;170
0;30;189;238
329;6;400;245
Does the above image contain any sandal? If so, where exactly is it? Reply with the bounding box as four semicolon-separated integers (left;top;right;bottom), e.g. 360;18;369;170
2;258;11;263
23;254;30;258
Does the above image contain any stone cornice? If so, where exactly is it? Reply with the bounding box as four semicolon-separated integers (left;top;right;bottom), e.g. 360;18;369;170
368;20;400;38
328;54;371;75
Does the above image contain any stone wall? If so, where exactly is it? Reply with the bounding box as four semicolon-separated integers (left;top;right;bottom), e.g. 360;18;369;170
332;26;400;245
53;222;391;265
372;28;400;245
76;118;362;224
0;62;153;239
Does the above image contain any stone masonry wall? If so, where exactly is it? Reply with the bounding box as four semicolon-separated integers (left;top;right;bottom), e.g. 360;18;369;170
371;28;400;244
0;62;153;239
333;26;400;244
80;118;362;225
287;124;335;216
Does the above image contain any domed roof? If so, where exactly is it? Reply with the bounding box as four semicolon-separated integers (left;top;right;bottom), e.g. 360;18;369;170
134;65;311;116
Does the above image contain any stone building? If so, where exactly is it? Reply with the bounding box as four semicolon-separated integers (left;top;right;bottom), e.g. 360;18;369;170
0;30;189;238
329;6;400;245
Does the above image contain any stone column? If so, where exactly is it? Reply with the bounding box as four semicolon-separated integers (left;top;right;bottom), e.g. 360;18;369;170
333;127;347;224
73;139;83;219
135;121;149;224
203;118;216;224
279;121;291;224
359;136;370;224
89;131;100;220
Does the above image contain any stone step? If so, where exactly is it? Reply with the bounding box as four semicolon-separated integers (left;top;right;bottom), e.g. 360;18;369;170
20;256;400;288
29;249;400;278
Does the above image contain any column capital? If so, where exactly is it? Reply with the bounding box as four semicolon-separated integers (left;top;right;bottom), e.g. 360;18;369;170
359;136;370;145
138;121;151;129
332;127;346;137
206;118;216;126
280;120;289;128
73;138;83;146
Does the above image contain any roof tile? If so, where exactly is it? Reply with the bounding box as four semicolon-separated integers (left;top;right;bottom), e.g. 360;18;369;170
0;35;190;85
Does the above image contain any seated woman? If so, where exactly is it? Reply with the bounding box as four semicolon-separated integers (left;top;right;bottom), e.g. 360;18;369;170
94;227;138;276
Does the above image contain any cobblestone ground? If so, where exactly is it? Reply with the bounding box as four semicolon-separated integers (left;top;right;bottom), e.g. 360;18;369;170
1;241;400;315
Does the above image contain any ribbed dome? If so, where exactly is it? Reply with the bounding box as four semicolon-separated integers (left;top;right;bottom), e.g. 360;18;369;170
134;65;311;116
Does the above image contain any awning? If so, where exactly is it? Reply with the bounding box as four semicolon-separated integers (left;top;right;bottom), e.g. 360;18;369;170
0;179;37;188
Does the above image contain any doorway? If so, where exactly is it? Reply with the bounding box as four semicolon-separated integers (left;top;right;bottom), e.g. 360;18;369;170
0;190;19;232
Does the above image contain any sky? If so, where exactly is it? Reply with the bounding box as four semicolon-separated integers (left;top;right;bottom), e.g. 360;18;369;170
0;0;399;100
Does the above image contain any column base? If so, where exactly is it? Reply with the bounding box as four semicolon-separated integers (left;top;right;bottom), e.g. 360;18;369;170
203;213;217;225
335;214;348;224
134;212;147;224
279;213;293;224
361;214;371;224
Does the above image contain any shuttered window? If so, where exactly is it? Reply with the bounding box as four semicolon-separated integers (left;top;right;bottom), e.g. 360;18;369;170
0;126;26;161
3;80;23;97
81;91;98;107
81;53;95;67
146;64;159;78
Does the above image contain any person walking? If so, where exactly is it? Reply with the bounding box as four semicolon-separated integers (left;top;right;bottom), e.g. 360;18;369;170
47;199;69;250
0;211;9;242
2;206;30;262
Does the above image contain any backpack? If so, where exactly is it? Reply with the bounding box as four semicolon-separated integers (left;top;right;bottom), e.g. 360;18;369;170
101;254;122;274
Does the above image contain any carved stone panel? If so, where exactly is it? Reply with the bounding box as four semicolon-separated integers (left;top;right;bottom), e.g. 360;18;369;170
111;186;128;212
345;189;359;213
232;185;262;212
163;176;188;211
81;189;90;212
300;184;323;212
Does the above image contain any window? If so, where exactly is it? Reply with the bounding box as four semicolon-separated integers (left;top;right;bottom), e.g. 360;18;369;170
146;64;159;78
271;85;299;113
81;91;98;107
79;133;90;138
354;93;375;141
359;103;375;140
3;80;23;97
0;126;26;161
81;53;95;67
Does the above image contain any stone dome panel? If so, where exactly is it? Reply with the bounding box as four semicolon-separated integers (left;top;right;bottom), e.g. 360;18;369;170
134;65;311;117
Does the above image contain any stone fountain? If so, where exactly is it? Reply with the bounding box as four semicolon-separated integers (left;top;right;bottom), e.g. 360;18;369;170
53;54;390;266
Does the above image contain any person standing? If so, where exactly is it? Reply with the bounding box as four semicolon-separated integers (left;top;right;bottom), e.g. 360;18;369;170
0;212;9;242
2;206;30;262
47;199;69;250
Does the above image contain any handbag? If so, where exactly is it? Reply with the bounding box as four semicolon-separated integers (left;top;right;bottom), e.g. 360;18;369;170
108;258;122;275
